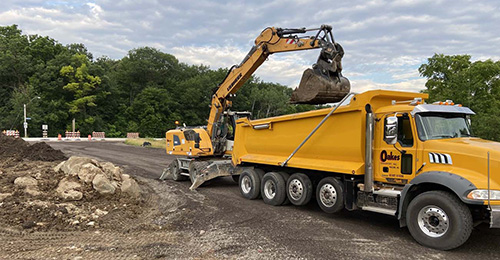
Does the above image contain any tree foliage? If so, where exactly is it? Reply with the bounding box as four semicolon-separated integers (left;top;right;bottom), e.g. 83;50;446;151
419;54;500;140
0;25;320;137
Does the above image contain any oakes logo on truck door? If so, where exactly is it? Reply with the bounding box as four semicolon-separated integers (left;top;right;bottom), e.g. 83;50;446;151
380;150;400;162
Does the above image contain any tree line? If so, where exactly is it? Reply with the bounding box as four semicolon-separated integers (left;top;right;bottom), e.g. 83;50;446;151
419;54;500;141
2;25;500;140
0;25;318;137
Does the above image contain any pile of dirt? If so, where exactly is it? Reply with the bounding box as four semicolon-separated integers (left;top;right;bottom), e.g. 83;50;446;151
0;154;146;232
0;134;66;161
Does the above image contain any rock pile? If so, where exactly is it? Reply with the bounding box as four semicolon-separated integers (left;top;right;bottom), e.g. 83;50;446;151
53;156;141;200
0;136;145;231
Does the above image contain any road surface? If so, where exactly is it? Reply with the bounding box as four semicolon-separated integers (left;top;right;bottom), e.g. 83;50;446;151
44;141;500;259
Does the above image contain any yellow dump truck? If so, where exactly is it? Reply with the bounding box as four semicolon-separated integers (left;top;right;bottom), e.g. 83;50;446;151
231;89;500;250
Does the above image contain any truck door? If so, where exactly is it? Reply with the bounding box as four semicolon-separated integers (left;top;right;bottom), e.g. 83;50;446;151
374;113;417;185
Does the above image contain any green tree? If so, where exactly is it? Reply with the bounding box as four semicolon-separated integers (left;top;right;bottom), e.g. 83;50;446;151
419;54;500;140
60;53;103;132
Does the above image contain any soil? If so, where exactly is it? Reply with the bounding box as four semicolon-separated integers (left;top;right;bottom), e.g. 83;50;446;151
0;134;146;233
1;140;500;259
0;134;66;161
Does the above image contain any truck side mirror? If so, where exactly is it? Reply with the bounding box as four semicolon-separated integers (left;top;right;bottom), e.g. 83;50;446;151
194;133;201;149
384;116;398;145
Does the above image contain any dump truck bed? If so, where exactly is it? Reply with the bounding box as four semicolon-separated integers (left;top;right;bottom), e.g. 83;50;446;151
232;90;428;175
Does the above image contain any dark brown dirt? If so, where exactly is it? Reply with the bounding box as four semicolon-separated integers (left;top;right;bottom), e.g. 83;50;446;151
0;134;66;161
2;141;500;259
0;157;147;232
0;134;146;233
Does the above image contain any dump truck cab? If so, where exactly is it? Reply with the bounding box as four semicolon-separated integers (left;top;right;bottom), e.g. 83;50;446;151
375;100;500;204
376;101;500;218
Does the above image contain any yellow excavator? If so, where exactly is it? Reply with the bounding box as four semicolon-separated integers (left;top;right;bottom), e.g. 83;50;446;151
160;25;350;188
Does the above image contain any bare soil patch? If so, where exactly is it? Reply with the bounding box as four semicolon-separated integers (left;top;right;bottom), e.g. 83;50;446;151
0;134;146;233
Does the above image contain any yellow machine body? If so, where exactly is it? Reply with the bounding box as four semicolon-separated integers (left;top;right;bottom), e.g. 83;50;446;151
232;90;500;206
166;128;213;157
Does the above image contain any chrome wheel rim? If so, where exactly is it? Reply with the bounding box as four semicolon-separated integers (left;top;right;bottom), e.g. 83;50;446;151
417;205;449;238
288;179;303;201
241;175;252;194
264;180;276;199
319;183;337;207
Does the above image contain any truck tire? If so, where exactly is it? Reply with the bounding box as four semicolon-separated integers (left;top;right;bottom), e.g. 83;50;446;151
261;172;287;206
287;173;313;206
316;177;344;213
171;159;187;181
278;172;290;205
239;169;263;200
406;190;473;250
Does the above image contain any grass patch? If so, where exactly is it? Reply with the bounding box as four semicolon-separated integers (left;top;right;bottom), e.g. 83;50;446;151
124;138;166;149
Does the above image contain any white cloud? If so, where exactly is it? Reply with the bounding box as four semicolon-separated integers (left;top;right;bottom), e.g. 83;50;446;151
351;78;427;93
1;0;500;93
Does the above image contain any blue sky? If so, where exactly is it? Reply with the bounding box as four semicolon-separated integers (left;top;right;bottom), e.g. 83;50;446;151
1;0;499;93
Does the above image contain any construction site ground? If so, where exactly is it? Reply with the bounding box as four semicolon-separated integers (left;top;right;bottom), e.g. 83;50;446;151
1;141;500;259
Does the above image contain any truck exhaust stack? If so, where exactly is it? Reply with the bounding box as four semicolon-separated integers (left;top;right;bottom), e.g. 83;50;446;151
364;104;374;192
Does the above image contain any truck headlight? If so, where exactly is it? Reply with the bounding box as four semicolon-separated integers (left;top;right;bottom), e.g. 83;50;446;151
467;190;500;200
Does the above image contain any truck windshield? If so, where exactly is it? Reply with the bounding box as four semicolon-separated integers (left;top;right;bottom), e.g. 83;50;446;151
415;113;472;141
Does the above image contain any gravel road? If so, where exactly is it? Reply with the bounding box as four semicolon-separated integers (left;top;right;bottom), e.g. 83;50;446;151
15;141;500;259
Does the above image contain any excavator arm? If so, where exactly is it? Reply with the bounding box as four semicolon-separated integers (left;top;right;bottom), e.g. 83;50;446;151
163;24;350;188
207;25;350;153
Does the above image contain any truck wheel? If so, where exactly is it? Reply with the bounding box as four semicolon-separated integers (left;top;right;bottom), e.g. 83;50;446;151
316;177;344;213
287;173;313;206
406;190;472;250
171;159;187;181
261;172;287;206
239;169;263;200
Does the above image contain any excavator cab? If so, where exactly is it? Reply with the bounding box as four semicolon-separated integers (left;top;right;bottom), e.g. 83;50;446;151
290;25;351;104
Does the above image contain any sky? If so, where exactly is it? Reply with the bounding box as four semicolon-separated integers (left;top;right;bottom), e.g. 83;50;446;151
1;0;499;93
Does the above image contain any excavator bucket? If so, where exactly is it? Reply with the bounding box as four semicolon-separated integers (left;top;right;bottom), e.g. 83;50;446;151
290;68;350;104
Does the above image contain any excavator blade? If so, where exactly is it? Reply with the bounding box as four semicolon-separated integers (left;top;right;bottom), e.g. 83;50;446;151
290;68;350;104
189;160;234;190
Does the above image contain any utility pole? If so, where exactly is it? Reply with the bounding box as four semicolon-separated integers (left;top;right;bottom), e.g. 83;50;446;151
22;96;40;138
72;118;75;132
23;104;27;138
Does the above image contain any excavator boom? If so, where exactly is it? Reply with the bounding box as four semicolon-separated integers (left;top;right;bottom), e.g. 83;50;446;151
163;24;350;189
207;25;350;153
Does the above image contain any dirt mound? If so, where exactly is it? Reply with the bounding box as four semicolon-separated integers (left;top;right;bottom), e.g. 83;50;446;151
0;157;146;232
0;133;66;161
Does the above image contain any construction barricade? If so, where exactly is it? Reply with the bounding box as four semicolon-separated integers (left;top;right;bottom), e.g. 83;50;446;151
127;132;140;138
92;131;106;140
2;130;20;138
65;131;81;140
